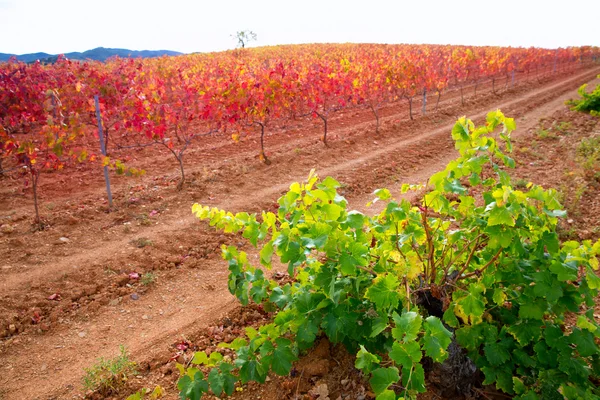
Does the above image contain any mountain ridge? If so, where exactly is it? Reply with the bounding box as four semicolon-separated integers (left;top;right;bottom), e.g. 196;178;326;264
0;47;183;63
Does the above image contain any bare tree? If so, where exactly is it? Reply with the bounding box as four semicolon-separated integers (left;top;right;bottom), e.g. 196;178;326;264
232;30;257;48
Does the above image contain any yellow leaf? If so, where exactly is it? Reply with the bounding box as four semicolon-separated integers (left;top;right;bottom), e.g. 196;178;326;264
590;256;599;270
150;385;164;399
454;304;469;324
406;254;422;280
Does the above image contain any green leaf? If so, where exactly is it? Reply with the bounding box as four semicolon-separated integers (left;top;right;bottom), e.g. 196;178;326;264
319;176;341;189
402;363;426;393
250;281;268;303
550;260;578;282
365;274;400;312
220;337;248;351
486;225;514;249
504;117;516;132
586;265;600;289
389;340;422;366
191;351;209;365
518;299;546;320
532;271;563;303
495;369;515;394
218;363;237;396
558;353;590;381
538;231;559;254
507;320;543;345
271;338;297;375
208;368;224;397
451;118;471;142
370;367;400;395
569;328;599;357
356;345;381;373
260;241;274;267
270;285;292;308
340;252;358;275
488;204;515;227
374;188;392;201
484;341;511;366
345;211;366;229
235;348;267;384
544;324;569;350
376;389;397;400
456;284;486;324
391;311;423;342
126;391;143;400
492;288;507;305
513;377;526;395
322;312;345;343
296;318;319;348
443;178;467;195
422;316;453;363
177;372;208;400
443;305;459;328
370;316;389;338
576;315;597;332
534;341;558;368
295;291;326;314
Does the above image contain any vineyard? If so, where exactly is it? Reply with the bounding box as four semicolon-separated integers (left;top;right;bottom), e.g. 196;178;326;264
1;43;600;400
1;44;599;224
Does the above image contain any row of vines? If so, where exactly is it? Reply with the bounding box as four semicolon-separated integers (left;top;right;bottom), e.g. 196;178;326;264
1;44;599;227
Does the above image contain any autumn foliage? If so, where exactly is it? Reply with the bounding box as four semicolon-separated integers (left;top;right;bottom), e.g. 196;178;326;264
0;44;598;225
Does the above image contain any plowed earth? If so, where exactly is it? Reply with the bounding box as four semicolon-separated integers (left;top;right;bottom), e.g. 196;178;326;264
1;65;599;400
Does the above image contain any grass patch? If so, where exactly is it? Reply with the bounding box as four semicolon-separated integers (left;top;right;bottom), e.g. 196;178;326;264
513;178;529;189
556;121;573;134
132;237;153;248
141;272;157;286
135;213;152;226
536;128;557;140
577;136;600;182
82;345;137;396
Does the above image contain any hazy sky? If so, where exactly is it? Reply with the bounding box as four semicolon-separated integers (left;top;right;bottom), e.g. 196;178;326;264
1;0;598;54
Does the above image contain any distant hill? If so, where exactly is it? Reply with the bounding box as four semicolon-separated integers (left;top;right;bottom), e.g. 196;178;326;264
0;47;183;63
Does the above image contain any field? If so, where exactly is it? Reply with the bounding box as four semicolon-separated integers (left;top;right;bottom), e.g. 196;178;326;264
1;45;600;400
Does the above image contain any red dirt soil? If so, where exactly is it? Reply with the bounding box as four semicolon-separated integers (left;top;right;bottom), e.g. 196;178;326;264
0;65;599;400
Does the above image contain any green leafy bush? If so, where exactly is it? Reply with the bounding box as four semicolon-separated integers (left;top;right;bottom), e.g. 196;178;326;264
179;111;600;400
568;77;600;116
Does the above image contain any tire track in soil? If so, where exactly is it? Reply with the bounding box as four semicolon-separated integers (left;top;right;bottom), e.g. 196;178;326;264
0;68;599;400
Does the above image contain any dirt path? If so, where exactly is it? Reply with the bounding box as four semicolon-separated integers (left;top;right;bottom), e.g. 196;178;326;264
0;67;598;400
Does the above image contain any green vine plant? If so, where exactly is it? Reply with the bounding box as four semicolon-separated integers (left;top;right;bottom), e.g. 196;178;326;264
178;110;600;400
567;76;600;117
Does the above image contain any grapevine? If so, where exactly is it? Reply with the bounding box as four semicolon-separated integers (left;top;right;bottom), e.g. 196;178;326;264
178;110;600;400
2;45;599;223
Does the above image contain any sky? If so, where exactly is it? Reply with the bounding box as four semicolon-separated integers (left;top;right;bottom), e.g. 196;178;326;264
1;0;598;55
